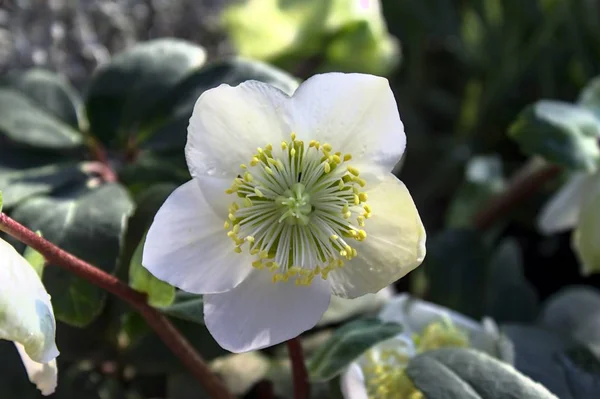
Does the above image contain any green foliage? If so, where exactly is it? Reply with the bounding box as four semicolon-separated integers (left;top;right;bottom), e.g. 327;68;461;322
406;348;558;398
308;319;402;381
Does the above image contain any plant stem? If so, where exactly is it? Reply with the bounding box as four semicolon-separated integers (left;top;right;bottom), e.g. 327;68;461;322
473;161;561;229
287;337;310;399
0;213;232;399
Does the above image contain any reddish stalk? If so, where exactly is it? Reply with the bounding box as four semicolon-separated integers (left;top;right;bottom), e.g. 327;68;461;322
286;337;310;399
0;213;232;399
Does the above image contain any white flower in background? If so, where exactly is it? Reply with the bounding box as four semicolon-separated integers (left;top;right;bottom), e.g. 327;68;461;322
0;238;58;395
143;73;426;353
538;170;600;275
341;294;514;399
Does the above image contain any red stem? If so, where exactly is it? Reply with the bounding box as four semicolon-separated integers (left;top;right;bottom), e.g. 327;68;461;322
0;213;232;399
287;337;310;399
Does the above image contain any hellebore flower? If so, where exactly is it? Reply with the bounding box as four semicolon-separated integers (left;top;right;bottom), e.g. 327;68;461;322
538;170;600;275
143;73;426;353
341;294;514;399
0;238;58;395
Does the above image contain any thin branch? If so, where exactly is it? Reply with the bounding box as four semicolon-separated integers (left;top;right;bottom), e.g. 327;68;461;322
0;213;232;399
473;161;561;230
287;337;310;399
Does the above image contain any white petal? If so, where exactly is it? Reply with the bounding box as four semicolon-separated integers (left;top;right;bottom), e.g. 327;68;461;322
329;175;426;298
204;270;331;353
15;343;57;396
186;81;292;178
538;172;589;234
340;363;368;399
0;238;58;363
290;73;405;171
143;179;253;294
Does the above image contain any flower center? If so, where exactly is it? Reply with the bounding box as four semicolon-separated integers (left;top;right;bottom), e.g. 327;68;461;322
224;133;371;285
362;346;421;399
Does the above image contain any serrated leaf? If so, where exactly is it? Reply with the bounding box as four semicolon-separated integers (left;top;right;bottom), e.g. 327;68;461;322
129;233;175;308
484;239;539;323
508;101;600;172
0;162;89;210
159;292;204;324
406;347;558;399
11;183;133;327
139;57;299;152
0;89;83;151
1;68;82;128
307;318;402;382
424;228;489;319
502;324;600;399
85;38;206;147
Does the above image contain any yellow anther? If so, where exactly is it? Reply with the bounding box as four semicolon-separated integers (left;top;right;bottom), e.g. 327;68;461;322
358;230;367;240
309;140;317;147
234;246;242;253
290;148;296;157
291;132;297;141
256;147;264;154
364;204;372;213
322;143;332;152
225;188;235;194
288;266;301;276
250;157;260;166
244;172;253;182
351;248;357;257
357;216;365;227
232;224;240;234
259;250;269;259
359;192;368;202
254;188;264;197
228;213;236;221
344;211;351;219
330;234;339;241
252;260;264;269
265;166;274;175
353;194;360;205
342;204;349;214
244;197;253;207
246;235;255;243
224;221;230;229
250;248;260;255
332;154;341;164
357;178;366;187
240;164;247;169
340;250;348;257
343;154;352;162
323;162;331;174
347;166;360;176
281;141;288;150
338;179;345;190
265;144;273;152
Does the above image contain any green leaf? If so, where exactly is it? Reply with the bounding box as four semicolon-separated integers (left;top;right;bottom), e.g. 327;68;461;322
0;191;3;212
307;318;402;382
11;183;134;327
139;57;300;152
508;100;600;172
317;288;392;327
406;347;558;398
0;162;89;210
0;88;83;151
119;152;190;194
1;68;82;128
159;292;204;324
446;155;505;228
502;324;600;399
23;232;45;278
484;239;539;323
85;38;206;147
424;228;489;319
129;233;175;308
539;286;600;358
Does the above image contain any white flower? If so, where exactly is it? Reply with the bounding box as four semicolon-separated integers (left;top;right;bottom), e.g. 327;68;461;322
0;238;58;395
538;170;600;275
341;294;514;399
143;73;426;353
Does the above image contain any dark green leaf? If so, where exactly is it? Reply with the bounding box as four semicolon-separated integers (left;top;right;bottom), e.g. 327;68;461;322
406;347;558;398
119;152;189;194
508;101;600;172
484;239;539;323
0;162;89;210
308;318;402;381
502;324;600;399
0;88;83;151
85;38;206;147
139;57;299;152
11;183;133;327
159;291;204;324
539;286;600;357
2;68;82;128
129;233;175;307
424;228;489;319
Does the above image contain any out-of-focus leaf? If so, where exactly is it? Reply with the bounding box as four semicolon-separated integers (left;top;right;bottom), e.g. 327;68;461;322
308;318;402;382
12;183;133;327
318;287;393;327
128;233;175;308
159;292;204;324
508;101;600;172
1;68;82;128
446;155;505;228
502;324;600;399
0;163;89;210
424;228;489;319
210;352;271;395
139;57;300;152
85;38;206;147
119;152;189;194
484;239;539;323
406;347;558;398
578;75;600;119
539;286;600;357
0;89;83;151
572;174;600;276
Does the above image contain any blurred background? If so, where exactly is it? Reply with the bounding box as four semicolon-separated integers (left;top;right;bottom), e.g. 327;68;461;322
2;0;600;397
